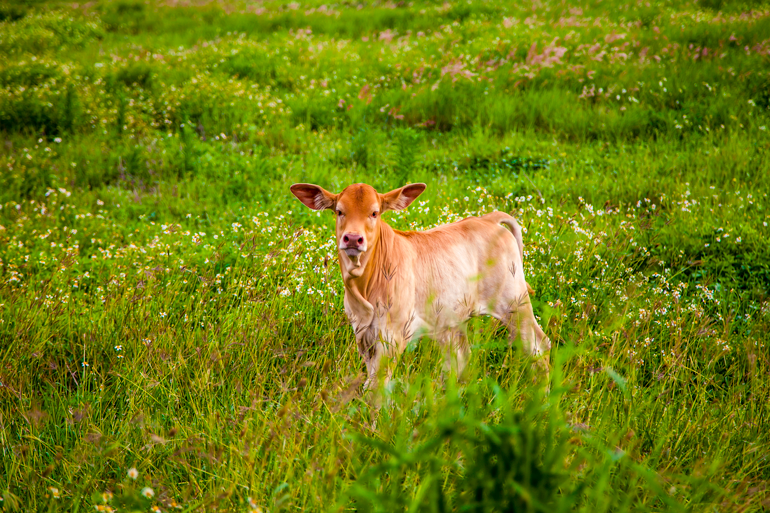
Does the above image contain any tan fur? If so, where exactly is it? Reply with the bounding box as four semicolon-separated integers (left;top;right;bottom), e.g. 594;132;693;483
290;182;550;389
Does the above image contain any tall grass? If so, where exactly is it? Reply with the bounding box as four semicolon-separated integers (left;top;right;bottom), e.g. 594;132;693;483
1;0;769;511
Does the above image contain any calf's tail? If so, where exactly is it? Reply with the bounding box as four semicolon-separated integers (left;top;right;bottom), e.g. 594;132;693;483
498;214;535;295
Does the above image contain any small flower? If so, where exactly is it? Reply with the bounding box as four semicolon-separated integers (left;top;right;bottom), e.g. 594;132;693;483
82;361;89;367
159;311;167;318
48;487;61;499
141;487;155;499
151;506;162;513
247;497;263;513
102;491;113;503
127;467;139;480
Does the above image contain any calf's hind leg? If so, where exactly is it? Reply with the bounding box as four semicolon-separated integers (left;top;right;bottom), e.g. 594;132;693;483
492;292;551;373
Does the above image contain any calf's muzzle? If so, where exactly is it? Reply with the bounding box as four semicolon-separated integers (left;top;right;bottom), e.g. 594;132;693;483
341;232;365;257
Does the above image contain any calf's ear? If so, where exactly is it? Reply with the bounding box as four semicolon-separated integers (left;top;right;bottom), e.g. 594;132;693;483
290;184;337;210
381;183;426;212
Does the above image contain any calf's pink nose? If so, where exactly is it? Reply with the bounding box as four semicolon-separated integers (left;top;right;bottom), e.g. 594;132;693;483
343;233;364;246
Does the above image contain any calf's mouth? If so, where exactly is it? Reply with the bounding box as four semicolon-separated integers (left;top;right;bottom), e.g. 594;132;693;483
341;246;365;268
343;247;363;258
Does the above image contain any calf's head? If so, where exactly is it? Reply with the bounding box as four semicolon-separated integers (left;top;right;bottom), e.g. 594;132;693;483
290;182;426;272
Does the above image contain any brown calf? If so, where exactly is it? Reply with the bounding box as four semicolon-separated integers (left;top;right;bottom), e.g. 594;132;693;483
290;182;550;389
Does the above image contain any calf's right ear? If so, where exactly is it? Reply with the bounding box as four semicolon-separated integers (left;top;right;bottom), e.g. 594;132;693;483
290;184;337;210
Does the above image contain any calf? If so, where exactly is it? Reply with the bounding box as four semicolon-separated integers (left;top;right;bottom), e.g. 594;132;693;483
290;182;550;389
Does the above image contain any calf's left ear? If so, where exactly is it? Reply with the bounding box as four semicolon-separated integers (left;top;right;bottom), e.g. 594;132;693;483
381;183;426;212
290;183;337;210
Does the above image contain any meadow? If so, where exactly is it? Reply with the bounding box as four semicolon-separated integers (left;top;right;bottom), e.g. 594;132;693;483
1;0;769;510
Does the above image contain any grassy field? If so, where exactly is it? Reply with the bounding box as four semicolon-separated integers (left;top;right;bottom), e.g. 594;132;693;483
1;0;770;510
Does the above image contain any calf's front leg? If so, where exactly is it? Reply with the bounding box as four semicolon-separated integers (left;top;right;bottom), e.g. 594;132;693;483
438;328;471;379
356;326;398;391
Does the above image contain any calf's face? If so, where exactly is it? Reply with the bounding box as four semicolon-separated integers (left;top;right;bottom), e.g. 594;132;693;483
290;183;426;267
334;184;381;263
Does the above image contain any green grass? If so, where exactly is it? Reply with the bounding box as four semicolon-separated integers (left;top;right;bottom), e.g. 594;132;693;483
1;0;769;511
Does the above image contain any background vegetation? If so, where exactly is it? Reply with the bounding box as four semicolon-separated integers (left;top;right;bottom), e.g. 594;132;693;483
1;0;769;510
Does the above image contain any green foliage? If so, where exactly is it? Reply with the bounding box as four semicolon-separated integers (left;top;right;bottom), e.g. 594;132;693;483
0;10;104;55
1;0;770;511
345;374;718;512
392;128;421;184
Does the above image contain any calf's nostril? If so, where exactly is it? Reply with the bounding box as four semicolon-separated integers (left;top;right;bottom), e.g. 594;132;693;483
343;235;349;243
357;237;364;245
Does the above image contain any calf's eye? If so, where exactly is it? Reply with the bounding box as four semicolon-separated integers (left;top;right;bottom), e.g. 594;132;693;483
371;211;378;218
336;210;343;217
